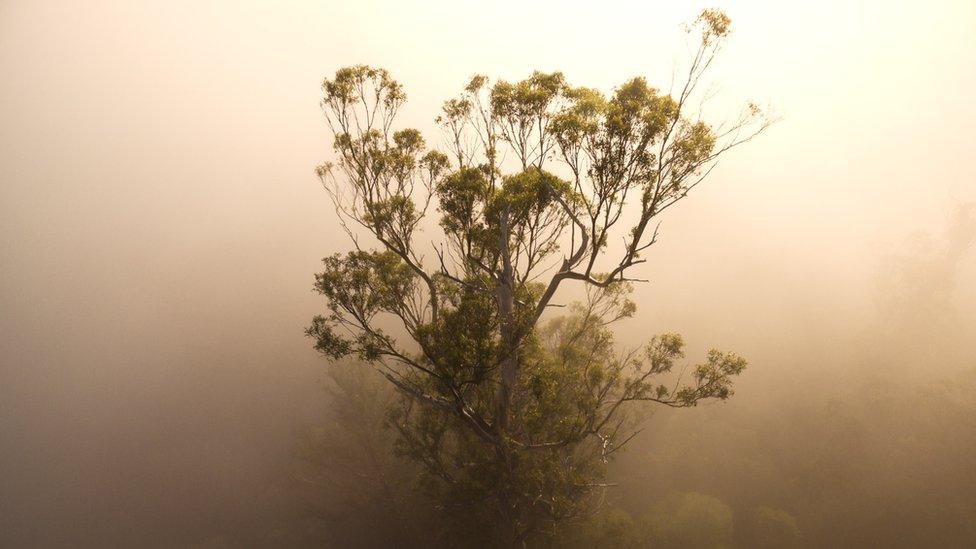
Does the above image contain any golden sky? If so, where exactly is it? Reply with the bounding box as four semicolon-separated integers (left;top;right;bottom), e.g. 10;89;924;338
4;0;973;345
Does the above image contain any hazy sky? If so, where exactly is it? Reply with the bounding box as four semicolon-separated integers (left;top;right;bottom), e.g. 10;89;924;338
2;0;975;545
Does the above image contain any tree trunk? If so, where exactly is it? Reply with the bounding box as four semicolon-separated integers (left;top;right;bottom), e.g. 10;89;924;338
494;207;518;433
494;207;522;547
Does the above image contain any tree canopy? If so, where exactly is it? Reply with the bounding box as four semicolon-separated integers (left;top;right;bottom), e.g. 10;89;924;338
308;9;770;545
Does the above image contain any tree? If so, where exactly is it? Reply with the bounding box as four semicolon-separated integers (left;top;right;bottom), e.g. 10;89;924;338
642;492;734;549
307;9;771;545
744;506;800;548
295;363;435;546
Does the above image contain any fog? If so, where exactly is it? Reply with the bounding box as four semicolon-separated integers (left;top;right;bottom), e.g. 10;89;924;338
1;0;975;547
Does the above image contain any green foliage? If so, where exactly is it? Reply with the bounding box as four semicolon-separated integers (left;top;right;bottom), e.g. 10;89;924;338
414;282;499;387
435;167;491;236
491;71;566;122
307;8;769;544
434;166;573;262
307;250;417;362
695;8;732;41
487;169;571;229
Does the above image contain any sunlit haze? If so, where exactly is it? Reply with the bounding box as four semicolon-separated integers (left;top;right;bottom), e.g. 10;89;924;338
2;1;975;546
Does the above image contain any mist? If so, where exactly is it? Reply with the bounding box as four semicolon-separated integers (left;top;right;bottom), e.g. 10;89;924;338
2;0;975;547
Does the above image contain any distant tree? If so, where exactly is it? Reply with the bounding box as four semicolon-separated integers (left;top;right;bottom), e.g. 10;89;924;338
641;492;734;548
560;508;643;548
308;9;770;545
295;363;434;546
744;506;801;548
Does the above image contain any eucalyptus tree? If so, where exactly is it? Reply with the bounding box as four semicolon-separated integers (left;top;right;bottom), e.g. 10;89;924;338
308;9;771;545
